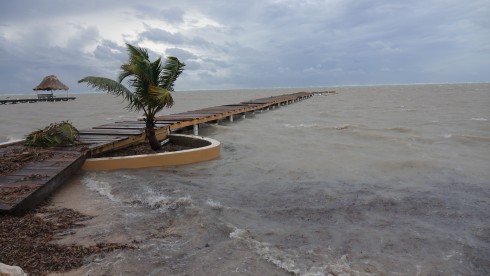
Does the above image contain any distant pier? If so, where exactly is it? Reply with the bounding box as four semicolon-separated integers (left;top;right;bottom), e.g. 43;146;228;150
312;91;336;95
0;96;76;105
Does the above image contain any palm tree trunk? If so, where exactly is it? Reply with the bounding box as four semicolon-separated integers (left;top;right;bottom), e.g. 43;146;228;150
145;118;162;151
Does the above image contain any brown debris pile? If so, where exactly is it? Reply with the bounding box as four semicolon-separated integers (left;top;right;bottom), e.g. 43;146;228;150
0;147;53;176
0;206;135;276
0;185;39;204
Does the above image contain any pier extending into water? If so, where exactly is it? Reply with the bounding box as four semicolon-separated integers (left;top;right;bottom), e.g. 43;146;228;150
0;96;76;105
0;91;313;214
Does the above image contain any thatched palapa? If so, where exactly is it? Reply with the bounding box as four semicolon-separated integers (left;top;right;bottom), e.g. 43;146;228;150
33;75;69;91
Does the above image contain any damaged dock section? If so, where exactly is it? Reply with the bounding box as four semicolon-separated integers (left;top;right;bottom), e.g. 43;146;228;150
0;91;313;214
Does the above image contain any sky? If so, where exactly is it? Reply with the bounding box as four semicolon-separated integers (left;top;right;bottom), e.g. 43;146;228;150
0;0;489;94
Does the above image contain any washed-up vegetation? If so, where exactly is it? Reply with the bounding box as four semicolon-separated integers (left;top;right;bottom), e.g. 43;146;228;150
0;205;135;275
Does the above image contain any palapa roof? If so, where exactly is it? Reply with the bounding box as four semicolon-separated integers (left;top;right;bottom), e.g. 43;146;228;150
33;75;69;91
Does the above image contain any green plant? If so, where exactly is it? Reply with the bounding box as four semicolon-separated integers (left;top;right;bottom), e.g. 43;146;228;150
24;121;80;147
78;43;185;151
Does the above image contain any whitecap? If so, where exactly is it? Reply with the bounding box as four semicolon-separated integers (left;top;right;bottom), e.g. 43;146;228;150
135;188;192;211
138;193;171;209
0;136;22;145
470;118;487;121
335;124;350;130
443;134;452;138
7;136;22;143
284;123;317;128
206;198;224;210
229;227;248;239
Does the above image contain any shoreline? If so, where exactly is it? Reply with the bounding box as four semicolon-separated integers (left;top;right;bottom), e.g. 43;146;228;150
0;175;135;275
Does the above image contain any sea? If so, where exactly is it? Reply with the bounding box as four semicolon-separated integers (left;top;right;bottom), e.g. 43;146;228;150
1;83;489;275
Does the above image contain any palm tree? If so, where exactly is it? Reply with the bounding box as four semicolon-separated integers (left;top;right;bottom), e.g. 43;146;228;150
79;43;185;150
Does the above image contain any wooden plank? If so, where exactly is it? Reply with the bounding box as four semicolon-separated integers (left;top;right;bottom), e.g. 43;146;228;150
116;121;174;127
7;155;86;214
182;110;234;114
167;113;220;117
79;128;144;135
92;124;146;130
154;117;197;121
78;134;128;140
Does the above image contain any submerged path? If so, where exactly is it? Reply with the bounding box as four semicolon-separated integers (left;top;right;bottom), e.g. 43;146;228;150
0;91;313;214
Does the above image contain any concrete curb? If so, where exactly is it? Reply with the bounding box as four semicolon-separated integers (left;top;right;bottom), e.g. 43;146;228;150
82;134;220;171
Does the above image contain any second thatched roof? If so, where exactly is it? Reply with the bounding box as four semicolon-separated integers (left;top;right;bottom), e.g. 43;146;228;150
33;75;69;91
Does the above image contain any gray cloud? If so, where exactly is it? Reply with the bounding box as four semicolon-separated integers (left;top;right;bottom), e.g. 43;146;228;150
139;26;186;44
0;0;488;94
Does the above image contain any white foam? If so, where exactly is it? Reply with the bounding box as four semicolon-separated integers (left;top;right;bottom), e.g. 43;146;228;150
7;136;22;143
229;227;367;276
229;227;301;274
284;123;317;128
135;187;192;211
470;118;487;121
229;228;248;239
0;135;22;145
82;175;117;202
206;199;224;210
443;134;452;138
139;193;171;209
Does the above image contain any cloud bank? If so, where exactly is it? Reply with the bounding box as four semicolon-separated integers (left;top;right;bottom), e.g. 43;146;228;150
0;0;488;94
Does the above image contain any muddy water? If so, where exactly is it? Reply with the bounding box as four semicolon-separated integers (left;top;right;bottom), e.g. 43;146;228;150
2;84;489;275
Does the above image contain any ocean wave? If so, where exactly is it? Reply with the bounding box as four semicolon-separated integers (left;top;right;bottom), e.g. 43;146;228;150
83;175;118;202
229;227;371;276
131;189;192;211
284;123;318;128
82;174;193;211
0;135;23;144
451;134;490;145
206;198;225;210
387;127;412;133
471;118;488;121
334;124;350;130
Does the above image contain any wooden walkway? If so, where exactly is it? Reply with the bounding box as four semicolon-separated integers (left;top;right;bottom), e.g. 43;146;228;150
0;91;313;214
0;97;76;105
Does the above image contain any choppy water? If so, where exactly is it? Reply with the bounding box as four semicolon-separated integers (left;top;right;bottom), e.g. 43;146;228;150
2;84;490;275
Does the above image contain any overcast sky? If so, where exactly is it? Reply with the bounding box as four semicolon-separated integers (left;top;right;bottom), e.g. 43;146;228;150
0;0;488;94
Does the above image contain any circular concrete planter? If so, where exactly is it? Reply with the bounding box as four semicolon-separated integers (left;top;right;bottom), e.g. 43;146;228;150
82;134;220;171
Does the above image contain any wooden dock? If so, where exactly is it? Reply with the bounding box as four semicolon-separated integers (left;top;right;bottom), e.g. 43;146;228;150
0;97;76;105
0;91;313;214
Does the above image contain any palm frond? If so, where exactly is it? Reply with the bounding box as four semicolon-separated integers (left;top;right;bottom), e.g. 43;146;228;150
149;85;174;109
118;64;133;83
126;43;149;63
160;56;185;91
78;76;143;111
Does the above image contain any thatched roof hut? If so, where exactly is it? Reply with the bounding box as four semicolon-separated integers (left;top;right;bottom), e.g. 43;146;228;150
33;75;69;92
